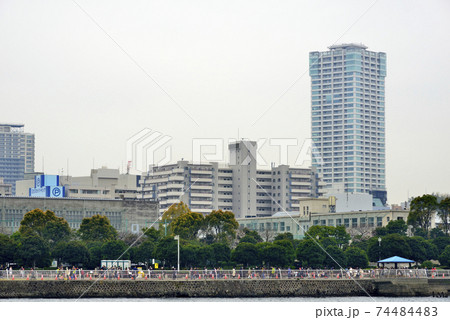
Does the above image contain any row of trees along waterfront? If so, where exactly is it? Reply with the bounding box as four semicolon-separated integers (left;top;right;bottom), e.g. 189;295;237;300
1;195;450;269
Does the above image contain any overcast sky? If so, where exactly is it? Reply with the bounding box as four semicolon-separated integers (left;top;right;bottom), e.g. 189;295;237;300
1;0;449;205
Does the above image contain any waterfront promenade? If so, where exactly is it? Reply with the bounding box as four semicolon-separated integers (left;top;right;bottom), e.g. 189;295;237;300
1;268;448;281
1;269;449;299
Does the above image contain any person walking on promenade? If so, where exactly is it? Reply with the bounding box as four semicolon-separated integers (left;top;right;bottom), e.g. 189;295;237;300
172;267;177;280
232;268;236;278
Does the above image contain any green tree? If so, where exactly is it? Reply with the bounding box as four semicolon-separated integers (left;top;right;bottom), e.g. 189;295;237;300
231;242;259;267
210;242;231;266
273;239;295;264
368;234;411;261
238;228;263;244
197;245;214;267
432;236;450;253
438;245;450;267
255;242;272;264
414;228;429;239
323;245;346;269
119;233;143;247
366;237;382;262
424;240;439;260
274;232;294;242
292;239;302;250
296;239;325;268
78;214;118;242
408;194;438;233
307;226;336;239
161;202;191;222
239;235;258;244
52;241;90;267
350;237;370;252
345;247;369;268
334;226;352;248
132;240;156;264
18;234;51;268
180;243;200;268
305;225;350;248
154;236;178;268
142;227;163;242
375;220;408;245
85;241;103;269
204;210;239;241
171;211;204;240
406;237;428;262
0;234;17;265
19;209;71;244
259;244;290;267
429;228;445;239
374;226;388;237
385;219;408;235
101;240;129;260
437;197;450;236
320;237;338;248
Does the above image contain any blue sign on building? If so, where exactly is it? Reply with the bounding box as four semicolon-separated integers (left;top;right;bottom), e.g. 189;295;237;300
30;175;64;198
35;175;59;188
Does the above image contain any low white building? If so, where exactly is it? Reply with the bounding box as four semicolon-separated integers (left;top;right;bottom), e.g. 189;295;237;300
15;167;140;200
237;196;435;240
237;209;415;240
0;178;12;196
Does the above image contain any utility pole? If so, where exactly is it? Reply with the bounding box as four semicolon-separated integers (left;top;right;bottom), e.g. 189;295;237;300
174;235;180;272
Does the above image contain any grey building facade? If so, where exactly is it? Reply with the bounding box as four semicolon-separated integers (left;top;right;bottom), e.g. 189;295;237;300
0;197;159;235
309;44;387;205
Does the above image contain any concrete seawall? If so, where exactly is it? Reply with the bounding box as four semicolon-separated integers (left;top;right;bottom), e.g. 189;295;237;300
0;279;448;299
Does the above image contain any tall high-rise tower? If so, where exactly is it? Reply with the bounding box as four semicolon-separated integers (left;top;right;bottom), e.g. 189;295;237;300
309;44;387;205
0;124;35;194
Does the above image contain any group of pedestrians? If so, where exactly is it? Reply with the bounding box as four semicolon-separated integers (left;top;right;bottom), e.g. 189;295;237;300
1;265;445;280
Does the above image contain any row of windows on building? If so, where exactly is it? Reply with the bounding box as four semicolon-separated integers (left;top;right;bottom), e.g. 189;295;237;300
241;216;389;233
312;216;386;228
240;221;293;233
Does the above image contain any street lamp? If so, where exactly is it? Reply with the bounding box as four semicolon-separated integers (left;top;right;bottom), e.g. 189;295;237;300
378;237;382;262
174;235;180;272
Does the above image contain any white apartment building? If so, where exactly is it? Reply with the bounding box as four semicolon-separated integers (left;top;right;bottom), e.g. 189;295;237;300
140;141;325;218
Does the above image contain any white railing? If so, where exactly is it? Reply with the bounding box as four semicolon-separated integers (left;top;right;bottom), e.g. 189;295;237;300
0;268;447;281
